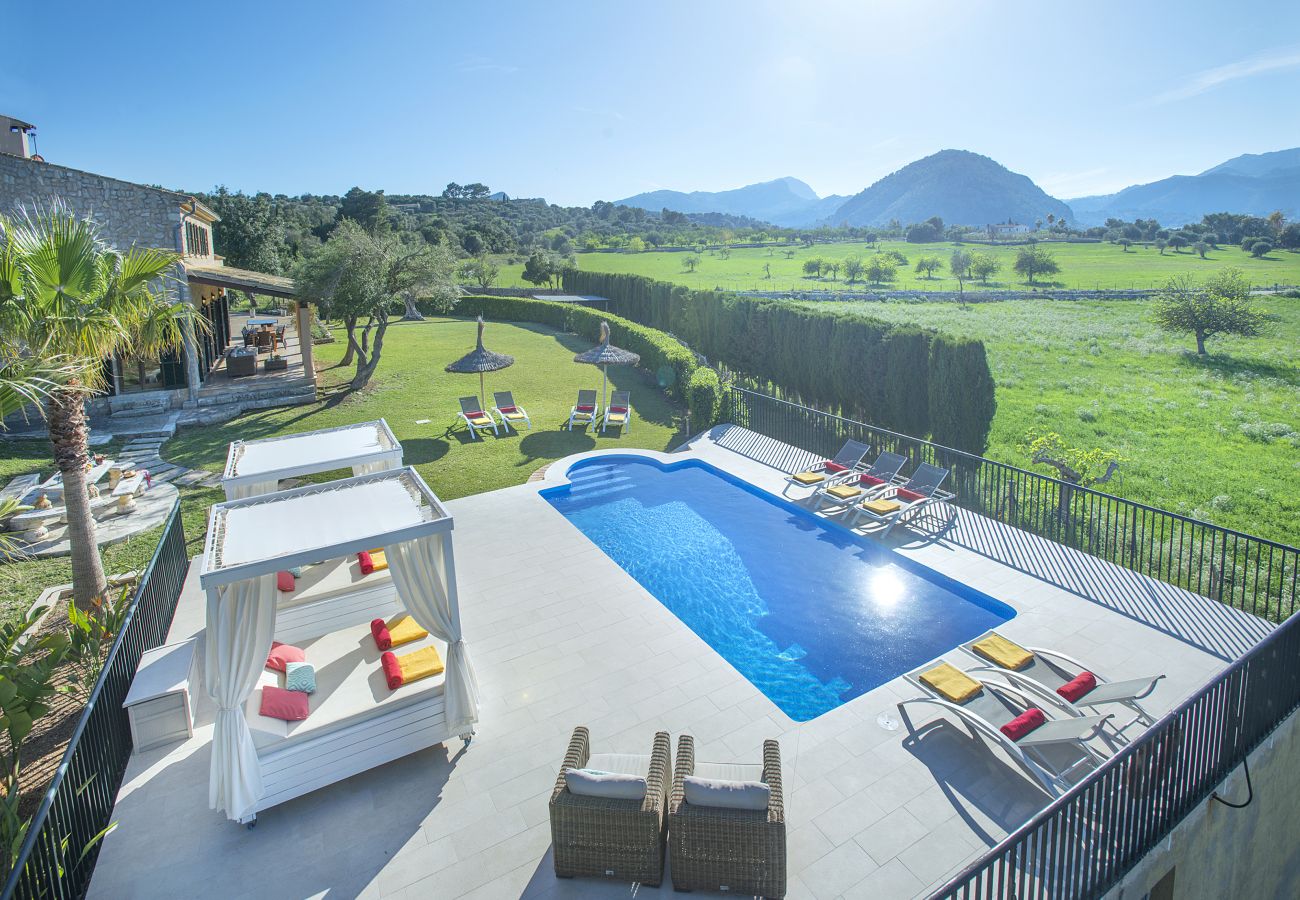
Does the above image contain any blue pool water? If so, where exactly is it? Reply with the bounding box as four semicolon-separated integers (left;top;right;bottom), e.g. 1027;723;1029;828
542;456;1015;721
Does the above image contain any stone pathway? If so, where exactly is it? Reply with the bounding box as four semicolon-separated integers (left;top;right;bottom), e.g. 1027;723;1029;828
116;439;222;491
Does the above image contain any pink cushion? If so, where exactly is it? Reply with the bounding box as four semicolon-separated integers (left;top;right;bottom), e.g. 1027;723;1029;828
609;406;629;414
1057;671;1098;703
276;570;295;592
860;474;886;486
259;685;310;721
897;487;928;503
466;409;485;418
357;550;374;575
266;641;306;672
1000;707;1046;742
498;405;517;413
576;404;594;413
823;461;849;474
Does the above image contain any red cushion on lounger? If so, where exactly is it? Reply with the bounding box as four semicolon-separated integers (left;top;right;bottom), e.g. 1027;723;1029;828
466;409;486;418
576;405;594;412
381;651;403;690
823;461;848;473
1000;707;1046;741
260;685;310;721
610;406;628;414
358;551;375;575
498;405;517;413
276;570;295;592
370;618;392;651
896;487;928;503
860;474;886;486
265;641;305;673
1056;671;1098;703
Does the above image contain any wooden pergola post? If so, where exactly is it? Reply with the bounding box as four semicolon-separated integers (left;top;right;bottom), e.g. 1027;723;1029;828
297;302;315;384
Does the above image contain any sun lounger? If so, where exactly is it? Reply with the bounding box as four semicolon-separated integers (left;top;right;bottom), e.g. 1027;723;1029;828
848;462;953;535
902;659;1111;796
457;396;498;440
781;440;872;496
960;631;1164;737
602;390;633;433
809;451;907;509
492;391;531;432
567;390;599;431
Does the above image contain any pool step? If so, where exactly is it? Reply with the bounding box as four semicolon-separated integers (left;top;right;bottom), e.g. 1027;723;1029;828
564;482;637;502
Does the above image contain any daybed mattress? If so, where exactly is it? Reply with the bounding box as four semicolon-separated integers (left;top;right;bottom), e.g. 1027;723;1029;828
278;555;392;611
246;620;445;750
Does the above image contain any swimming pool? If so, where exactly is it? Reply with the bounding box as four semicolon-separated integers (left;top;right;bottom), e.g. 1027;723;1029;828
542;455;1015;721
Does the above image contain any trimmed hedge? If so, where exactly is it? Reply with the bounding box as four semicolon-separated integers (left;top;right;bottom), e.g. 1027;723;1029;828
454;295;698;401
563;270;997;453
686;367;723;430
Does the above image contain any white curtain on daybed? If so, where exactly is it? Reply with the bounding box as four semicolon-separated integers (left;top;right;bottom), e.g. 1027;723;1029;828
353;460;398;477
386;534;480;737
206;573;278;821
225;479;280;501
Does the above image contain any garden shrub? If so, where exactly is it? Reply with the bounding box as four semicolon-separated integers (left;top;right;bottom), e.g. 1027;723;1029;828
927;334;997;454
686;366;723;431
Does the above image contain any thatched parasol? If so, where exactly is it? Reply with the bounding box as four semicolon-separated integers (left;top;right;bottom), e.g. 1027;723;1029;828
574;321;640;414
445;316;514;408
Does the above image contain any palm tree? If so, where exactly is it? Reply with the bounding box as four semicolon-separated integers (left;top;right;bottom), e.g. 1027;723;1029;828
0;203;194;609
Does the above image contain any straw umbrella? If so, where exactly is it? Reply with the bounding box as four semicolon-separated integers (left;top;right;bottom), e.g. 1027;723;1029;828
574;321;640;415
445;316;514;408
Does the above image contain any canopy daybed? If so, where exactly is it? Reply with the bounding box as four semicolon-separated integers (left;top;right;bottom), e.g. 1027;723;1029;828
221;419;403;500
199;467;478;825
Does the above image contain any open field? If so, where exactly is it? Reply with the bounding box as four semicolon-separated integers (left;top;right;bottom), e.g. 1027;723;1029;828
791;295;1300;546
494;240;1300;294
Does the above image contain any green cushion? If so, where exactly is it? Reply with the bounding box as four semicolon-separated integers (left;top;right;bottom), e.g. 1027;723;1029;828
284;661;316;694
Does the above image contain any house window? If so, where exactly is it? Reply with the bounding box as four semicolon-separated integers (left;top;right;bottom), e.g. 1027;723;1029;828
184;221;211;257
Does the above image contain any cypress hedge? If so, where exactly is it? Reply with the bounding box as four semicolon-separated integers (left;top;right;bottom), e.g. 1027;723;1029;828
564;270;997;453
686;366;723;430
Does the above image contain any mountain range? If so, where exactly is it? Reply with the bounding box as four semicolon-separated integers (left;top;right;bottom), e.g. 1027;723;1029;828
615;147;1300;230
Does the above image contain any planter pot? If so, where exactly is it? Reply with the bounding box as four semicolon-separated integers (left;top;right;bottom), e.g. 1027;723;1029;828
263;358;289;372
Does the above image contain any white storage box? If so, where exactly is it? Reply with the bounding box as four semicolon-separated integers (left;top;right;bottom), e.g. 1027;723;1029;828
123;638;198;752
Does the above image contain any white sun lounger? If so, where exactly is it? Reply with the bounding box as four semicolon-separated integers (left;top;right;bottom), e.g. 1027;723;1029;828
602;390;633;433
848;462;953;535
567;390;599;431
959;631;1165;738
781;440;872;496
901;660;1112;796
457;396;498;440
492;391;532;432
809;451;908;510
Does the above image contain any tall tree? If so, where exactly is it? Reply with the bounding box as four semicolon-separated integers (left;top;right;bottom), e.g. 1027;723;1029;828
0;204;192;608
949;249;972;279
1153;269;1267;355
915;256;942;279
843;256;864;284
204;188;289;273
1013;245;1060;284
970;253;1001;283
337;186;390;234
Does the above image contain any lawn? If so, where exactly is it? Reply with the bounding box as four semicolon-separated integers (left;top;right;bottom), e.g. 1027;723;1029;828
164;316;687;500
493;240;1300;294
792;295;1300;546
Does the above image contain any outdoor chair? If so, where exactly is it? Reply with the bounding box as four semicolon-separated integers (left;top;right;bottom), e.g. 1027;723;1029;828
901;659;1112;796
782;439;871;496
668;734;786;897
959;631;1165;738
255;330;273;351
847;462;953;535
456;396;498;440
602;390;633;433
492;391;532;432
550;726;671;887
809;451;908;509
567;390;599;431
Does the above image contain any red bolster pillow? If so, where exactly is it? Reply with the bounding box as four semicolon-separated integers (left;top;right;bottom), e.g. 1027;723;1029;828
576;404;594;412
896;487;928;503
370;618;392;651
358;551;375;575
276;570;295;592
1057;671;1098;703
381;651;403;690
610;406;629;414
860;474;886;486
499;405;516;413
1000;707;1046;742
824;461;848;473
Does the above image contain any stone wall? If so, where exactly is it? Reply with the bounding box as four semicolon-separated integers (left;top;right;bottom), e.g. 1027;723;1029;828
0;153;184;253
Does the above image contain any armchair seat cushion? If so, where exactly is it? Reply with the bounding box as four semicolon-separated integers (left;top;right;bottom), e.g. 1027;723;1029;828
586;752;652;778
565;768;648;800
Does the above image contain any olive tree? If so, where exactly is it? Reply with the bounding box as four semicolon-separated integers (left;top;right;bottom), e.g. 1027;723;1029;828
1152;269;1268;355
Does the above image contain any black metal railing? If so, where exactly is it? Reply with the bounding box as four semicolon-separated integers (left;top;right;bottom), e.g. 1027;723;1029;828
726;386;1299;621
929;599;1300;899
2;501;188;900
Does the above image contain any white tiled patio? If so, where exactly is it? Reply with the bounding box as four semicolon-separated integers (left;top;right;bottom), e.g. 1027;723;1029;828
88;426;1272;899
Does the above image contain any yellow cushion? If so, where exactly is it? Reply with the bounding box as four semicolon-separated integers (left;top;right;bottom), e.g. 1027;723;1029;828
606;412;627;423
396;645;444;683
367;549;389;572
791;472;825;485
467;415;492;426
972;634;1034;671
826;484;862;501
919;662;983;704
863;498;901;515
502;410;527;419
386;614;428;648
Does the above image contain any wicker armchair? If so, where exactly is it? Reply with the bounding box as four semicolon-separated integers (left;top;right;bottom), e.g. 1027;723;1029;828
549;726;671;886
668;734;787;897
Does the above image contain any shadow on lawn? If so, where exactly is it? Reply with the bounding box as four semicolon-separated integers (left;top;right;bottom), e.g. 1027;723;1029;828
1173;349;1299;386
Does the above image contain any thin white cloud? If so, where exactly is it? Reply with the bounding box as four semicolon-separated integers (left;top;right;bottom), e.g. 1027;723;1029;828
1144;46;1300;106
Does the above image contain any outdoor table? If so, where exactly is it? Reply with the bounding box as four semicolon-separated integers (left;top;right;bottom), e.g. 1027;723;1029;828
246;317;278;327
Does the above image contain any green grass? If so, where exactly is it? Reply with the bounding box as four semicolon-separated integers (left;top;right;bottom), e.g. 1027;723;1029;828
493;240;1300;294
791;295;1300;546
164;317;687;500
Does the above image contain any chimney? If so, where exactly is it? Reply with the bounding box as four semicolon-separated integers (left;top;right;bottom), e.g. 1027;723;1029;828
1;115;38;160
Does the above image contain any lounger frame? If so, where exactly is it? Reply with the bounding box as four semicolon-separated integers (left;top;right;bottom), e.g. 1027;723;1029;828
781;440;872;497
601;390;633;433
491;390;532;432
457;396;499;440
567;390;600;431
848;463;954;535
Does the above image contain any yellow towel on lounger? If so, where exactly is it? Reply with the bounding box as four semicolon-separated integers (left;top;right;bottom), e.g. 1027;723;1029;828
367;549;389;572
791;471;825;485
467;415;492;426
826;484;863;501
386;614;428;648
397;646;445;683
919;663;983;704
863;498;901;515
972;634;1034;671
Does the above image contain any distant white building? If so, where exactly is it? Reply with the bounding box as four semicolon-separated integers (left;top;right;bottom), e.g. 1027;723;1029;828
987;221;1030;236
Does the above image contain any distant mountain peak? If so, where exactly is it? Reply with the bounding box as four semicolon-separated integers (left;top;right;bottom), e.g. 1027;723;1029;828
614;176;834;226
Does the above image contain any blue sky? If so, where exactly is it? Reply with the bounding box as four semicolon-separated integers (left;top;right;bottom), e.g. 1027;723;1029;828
6;1;1299;206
